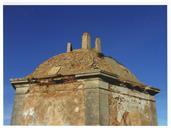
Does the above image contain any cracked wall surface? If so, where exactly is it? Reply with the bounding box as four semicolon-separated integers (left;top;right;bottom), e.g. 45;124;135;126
11;78;158;125
12;81;85;125
108;91;157;125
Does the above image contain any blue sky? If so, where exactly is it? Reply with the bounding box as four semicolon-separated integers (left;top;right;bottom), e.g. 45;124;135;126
3;6;167;125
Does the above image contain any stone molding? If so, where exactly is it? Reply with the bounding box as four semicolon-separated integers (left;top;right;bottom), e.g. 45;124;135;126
10;70;160;96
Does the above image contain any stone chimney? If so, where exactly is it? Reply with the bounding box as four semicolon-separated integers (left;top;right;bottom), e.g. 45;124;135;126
95;37;101;53
67;42;72;52
82;32;91;49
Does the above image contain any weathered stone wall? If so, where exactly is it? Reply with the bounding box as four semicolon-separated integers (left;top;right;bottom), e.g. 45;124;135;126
108;84;157;125
11;78;158;125
81;78;157;125
11;81;85;125
11;84;30;125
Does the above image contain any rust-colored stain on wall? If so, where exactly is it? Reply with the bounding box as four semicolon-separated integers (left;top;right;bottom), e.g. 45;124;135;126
22;82;85;125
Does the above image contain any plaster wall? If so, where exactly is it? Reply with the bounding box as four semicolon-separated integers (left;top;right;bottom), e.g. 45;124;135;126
11;78;157;125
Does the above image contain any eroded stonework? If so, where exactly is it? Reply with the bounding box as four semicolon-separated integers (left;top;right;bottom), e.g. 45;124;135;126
11;77;158;125
10;32;159;125
108;85;157;125
12;81;85;125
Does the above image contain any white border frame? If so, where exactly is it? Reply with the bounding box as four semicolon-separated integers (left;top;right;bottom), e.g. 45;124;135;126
1;0;169;127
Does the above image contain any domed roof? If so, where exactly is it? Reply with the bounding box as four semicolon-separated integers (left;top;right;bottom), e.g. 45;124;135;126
26;49;140;83
11;32;159;96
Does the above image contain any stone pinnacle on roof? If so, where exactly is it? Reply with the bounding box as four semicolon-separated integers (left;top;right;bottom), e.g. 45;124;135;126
81;32;102;53
82;32;91;49
67;42;72;52
95;37;101;53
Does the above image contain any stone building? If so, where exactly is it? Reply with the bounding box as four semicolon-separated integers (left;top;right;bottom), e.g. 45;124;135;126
10;32;160;125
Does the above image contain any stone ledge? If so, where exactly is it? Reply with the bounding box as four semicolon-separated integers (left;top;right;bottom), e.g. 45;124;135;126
10;70;160;96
